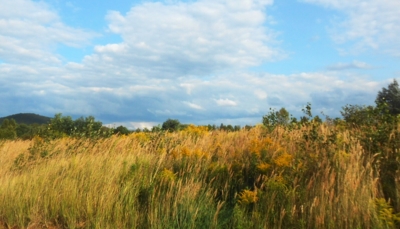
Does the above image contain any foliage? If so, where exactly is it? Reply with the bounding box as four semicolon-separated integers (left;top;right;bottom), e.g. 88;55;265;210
262;107;291;130
375;198;400;228
340;104;375;126
46;113;111;138
340;102;400;213
15;123;33;139
162;118;181;132
114;125;131;135
376;79;400;115
0;113;50;125
262;104;318;131
0;118;17;139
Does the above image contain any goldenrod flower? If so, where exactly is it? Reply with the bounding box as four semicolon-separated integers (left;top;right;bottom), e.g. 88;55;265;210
238;189;258;205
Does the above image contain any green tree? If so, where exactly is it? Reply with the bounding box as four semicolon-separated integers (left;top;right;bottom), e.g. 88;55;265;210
152;125;161;132
77;116;103;137
340;104;375;126
312;115;322;124
16;123;34;139
226;124;234;132
299;103;313;124
49;113;74;136
262;107;291;130
48;114;105;138
376;79;400;115
114;125;130;135
0;118;17;139
207;124;216;131
162;119;181;132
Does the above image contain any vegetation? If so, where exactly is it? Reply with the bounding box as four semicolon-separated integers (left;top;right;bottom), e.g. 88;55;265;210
376;79;400;115
1;80;400;228
161;118;181;132
0;113;50;125
0;120;397;229
0;118;17;139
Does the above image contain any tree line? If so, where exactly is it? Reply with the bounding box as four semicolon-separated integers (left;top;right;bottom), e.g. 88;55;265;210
0;114;247;140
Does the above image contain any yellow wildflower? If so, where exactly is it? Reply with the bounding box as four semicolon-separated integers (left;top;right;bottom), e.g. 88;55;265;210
257;162;271;175
160;168;176;182
274;152;293;167
238;189;258;205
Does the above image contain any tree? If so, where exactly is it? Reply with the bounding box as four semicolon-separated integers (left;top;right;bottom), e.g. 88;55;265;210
341;104;376;126
79;116;103;137
16;123;34;139
299;103;313;124
162;119;181;132
226;124;234;132
48;113;105;138
207;124;216;131
0;118;17;139
376;79;400;115
114;125;130;135
262;107;291;129
49;113;74;136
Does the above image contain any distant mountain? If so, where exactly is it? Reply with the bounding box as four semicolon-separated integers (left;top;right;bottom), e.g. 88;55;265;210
0;113;51;125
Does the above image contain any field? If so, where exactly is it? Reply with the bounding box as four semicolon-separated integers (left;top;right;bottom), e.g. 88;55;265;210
0;123;399;228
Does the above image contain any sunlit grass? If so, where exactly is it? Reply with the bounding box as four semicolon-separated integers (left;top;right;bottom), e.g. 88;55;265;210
0;125;396;228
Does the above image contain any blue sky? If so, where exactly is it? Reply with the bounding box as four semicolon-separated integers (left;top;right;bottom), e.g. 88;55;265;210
0;0;399;129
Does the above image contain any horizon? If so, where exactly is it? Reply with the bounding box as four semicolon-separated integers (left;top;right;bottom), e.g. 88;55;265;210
1;0;399;129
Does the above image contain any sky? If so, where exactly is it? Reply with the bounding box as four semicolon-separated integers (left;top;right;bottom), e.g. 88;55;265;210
1;0;399;129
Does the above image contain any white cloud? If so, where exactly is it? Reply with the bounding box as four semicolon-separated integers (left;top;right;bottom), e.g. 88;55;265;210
184;102;204;110
0;0;390;128
88;0;282;79
0;56;383;126
326;60;373;71
215;99;238;106
180;83;196;95
0;0;96;64
105;121;157;130
300;0;400;56
254;89;268;99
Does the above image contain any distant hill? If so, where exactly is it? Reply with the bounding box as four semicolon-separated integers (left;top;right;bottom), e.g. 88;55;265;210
0;113;51;125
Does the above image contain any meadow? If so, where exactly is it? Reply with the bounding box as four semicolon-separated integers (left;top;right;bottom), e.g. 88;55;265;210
0;122;399;229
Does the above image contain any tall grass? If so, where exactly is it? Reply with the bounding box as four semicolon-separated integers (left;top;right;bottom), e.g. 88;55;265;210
0;125;396;228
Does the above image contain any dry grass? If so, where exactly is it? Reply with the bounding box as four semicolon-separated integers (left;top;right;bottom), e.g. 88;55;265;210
0;125;395;228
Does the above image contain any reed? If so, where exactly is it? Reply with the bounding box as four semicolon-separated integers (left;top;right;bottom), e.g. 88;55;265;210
0;124;395;228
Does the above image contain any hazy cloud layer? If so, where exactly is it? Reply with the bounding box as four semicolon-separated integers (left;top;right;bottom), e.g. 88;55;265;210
301;0;400;56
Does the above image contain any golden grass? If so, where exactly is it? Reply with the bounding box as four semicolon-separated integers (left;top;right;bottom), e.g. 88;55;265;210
0;125;396;228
